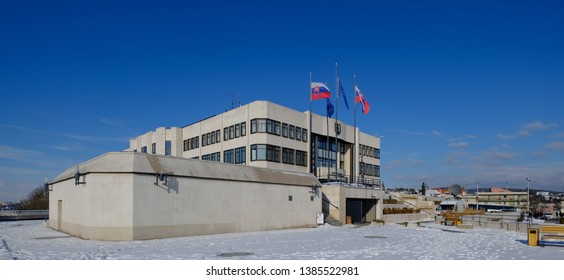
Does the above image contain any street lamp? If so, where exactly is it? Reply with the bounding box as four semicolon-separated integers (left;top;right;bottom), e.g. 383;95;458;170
526;178;531;214
475;182;480;211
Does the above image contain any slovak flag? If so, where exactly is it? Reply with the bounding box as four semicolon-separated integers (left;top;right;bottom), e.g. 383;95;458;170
355;85;370;114
311;82;331;100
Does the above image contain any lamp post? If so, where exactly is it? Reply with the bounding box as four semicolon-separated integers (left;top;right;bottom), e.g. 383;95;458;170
476;182;480;211
526;178;531;214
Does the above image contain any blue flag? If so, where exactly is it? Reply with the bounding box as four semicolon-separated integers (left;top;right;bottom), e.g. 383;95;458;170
326;98;335;118
339;80;349;109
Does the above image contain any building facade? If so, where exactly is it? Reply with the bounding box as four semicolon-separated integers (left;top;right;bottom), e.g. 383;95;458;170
127;101;381;185
477;191;528;211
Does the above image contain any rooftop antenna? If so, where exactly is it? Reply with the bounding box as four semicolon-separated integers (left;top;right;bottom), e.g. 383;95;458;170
228;91;240;110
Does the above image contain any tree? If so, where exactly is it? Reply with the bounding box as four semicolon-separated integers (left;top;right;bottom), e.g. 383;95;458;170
19;185;49;210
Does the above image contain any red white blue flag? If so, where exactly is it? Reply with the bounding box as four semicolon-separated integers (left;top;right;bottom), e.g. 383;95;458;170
311;82;331;100
355;85;370;114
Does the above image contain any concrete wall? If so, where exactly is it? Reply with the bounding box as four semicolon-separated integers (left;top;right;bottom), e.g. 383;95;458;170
131;174;320;240
382;213;432;224
48;173;135;240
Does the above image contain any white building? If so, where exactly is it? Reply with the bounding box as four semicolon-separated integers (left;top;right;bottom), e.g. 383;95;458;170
48;152;323;240
127;100;381;185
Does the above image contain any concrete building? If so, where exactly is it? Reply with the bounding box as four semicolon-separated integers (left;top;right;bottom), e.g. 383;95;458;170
127;100;381;186
477;190;528;211
48;152;322;241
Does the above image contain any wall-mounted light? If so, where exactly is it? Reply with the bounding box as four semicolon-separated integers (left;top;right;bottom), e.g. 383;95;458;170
309;185;319;195
74;165;85;186
155;170;168;186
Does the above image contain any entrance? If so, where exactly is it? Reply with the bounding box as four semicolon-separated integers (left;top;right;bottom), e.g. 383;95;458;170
346;198;377;223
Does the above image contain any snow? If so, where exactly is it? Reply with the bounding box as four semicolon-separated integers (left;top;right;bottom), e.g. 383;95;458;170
1;220;563;260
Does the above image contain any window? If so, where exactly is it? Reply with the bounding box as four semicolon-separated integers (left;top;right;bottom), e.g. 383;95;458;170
207;133;211;145
289;125;295;139
251;119;257;134
265;119;280;135
211;131;216;144
235;146;246;164
224;127;229;141
151;143;156;154
202;154;210;161
296;150;307;166
267;145;280;162
165;141;171;156
302;128;307;142
241;122;246;136
273;121;280;135
210;152;220;162
375;148;380;159
216;130;221;143
224;149;234;164
296;126;301;141
267;119;273;134
235;124;240;138
229;125;234;139
282;123;288;138
251;144;280;162
257;119;266;133
141;146;147;153
183;140;189;151
202;134;206;146
251;144;265;161
282;148;295;164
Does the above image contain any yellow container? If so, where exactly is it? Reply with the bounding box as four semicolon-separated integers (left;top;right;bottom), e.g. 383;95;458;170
527;228;539;246
346;216;352;224
455;218;462;226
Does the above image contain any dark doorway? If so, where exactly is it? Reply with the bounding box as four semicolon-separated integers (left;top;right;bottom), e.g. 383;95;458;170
346;198;377;223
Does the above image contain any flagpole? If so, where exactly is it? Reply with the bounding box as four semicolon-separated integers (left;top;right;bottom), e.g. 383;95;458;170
309;72;314;177
326;83;330;182
334;62;339;183
353;74;357;185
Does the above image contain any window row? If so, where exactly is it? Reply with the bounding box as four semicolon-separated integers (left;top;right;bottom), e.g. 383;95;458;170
359;162;381;177
223;122;247;142
202;152;220;162
250;119;308;142
250;144;307;166
359;144;380;159
183;136;200;151
224;146;246;165
140;141;170;156
202;130;221;147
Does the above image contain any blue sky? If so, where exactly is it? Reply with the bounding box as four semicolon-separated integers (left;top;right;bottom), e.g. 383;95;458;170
1;0;563;201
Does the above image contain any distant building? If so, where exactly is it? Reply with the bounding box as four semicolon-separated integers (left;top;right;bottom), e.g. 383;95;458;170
478;190;528;211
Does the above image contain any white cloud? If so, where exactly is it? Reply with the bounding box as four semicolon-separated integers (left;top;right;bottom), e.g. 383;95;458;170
0;145;43;160
546;141;564;152
448;141;469;148
386;129;442;137
498;120;558;140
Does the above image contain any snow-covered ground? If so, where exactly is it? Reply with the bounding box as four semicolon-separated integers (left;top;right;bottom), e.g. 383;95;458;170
1;220;563;260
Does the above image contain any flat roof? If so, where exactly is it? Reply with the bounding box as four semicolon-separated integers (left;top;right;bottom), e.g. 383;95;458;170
51;152;321;188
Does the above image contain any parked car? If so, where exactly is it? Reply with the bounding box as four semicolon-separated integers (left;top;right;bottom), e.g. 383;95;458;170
542;212;554;220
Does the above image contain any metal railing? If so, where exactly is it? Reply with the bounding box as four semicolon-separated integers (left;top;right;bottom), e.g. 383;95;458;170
320;173;382;189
